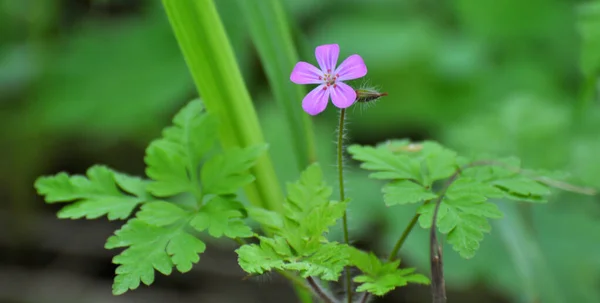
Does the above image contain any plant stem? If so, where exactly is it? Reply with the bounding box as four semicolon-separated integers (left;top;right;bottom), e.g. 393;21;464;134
336;108;352;303
359;212;422;303
307;277;337;303
388;212;420;262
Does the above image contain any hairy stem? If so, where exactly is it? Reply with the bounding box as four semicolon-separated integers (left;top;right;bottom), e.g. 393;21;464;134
307;277;338;303
336;108;352;303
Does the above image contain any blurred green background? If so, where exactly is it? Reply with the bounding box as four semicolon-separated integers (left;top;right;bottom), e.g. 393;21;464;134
1;0;600;302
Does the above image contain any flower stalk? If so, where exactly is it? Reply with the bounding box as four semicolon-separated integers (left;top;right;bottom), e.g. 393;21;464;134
336;108;353;303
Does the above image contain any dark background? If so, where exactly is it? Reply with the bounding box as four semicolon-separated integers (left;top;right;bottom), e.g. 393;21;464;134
1;0;600;302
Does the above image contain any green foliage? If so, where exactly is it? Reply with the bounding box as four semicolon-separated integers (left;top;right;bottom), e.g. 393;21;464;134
236;163;350;281
105;218;205;295
349;247;429;296
201;145;268;195
34;165;150;220
35;99;266;294
382;180;437;206
350;139;559;259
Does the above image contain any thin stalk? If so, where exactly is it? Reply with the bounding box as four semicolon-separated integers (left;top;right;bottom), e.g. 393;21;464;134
359;212;422;303
388;212;420;262
336;108;352;303
307;277;337;303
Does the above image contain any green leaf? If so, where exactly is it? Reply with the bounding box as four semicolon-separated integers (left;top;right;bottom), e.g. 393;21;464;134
347;145;422;181
236;239;286;275
136;201;190;227
34;165;148;220
418;177;504;258
201;144;268;195
167;231;207;272
285;243;349;281
247;206;285;233
236;240;349;281
284;163;332;223
106;219;206;295
145;99;216;197
445;214;491;259
144;140;190;196
492;177;551;199
282;163;343;243
190;196;253;238
349;247;429;296
421;141;458;182
236;163;349;281
382;180;437;206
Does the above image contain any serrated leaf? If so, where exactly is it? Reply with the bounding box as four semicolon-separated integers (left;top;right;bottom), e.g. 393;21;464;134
145;99;216;197
145;140;190;196
137;201;190;226
349;247;429;296
247;206;284;233
285;243;349;281
493;178;551;197
421;141;458;182
167;230;207;272
190;196;253;238
34;165;148;220
201;144;267;195
446;214;491;258
446;177;505;200
382;180;437;206
284;163;333;225
417;177;504;259
347;145;422;181
236;241;286;275
105;219;206;295
236;240;349;281
113;173;150;199
281;163;345;247
236;163;349;281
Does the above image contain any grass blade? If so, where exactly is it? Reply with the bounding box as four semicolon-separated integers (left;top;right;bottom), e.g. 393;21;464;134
161;0;283;212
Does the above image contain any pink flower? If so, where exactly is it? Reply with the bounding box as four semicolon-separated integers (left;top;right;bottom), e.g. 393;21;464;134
290;44;368;115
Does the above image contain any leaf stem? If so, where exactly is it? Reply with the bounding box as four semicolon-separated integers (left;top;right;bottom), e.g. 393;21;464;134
336;108;352;303
359;211;423;303
388;212;420;262
307;277;337;303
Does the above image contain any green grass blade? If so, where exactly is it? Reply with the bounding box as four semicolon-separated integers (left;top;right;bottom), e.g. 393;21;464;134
161;0;282;212
237;0;317;169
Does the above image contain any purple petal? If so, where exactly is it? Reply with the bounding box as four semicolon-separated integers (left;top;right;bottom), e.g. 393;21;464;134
335;54;367;81
302;84;330;115
315;44;339;73
330;82;357;109
290;62;323;84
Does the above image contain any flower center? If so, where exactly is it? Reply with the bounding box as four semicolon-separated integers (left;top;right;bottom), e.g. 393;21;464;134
321;69;339;86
